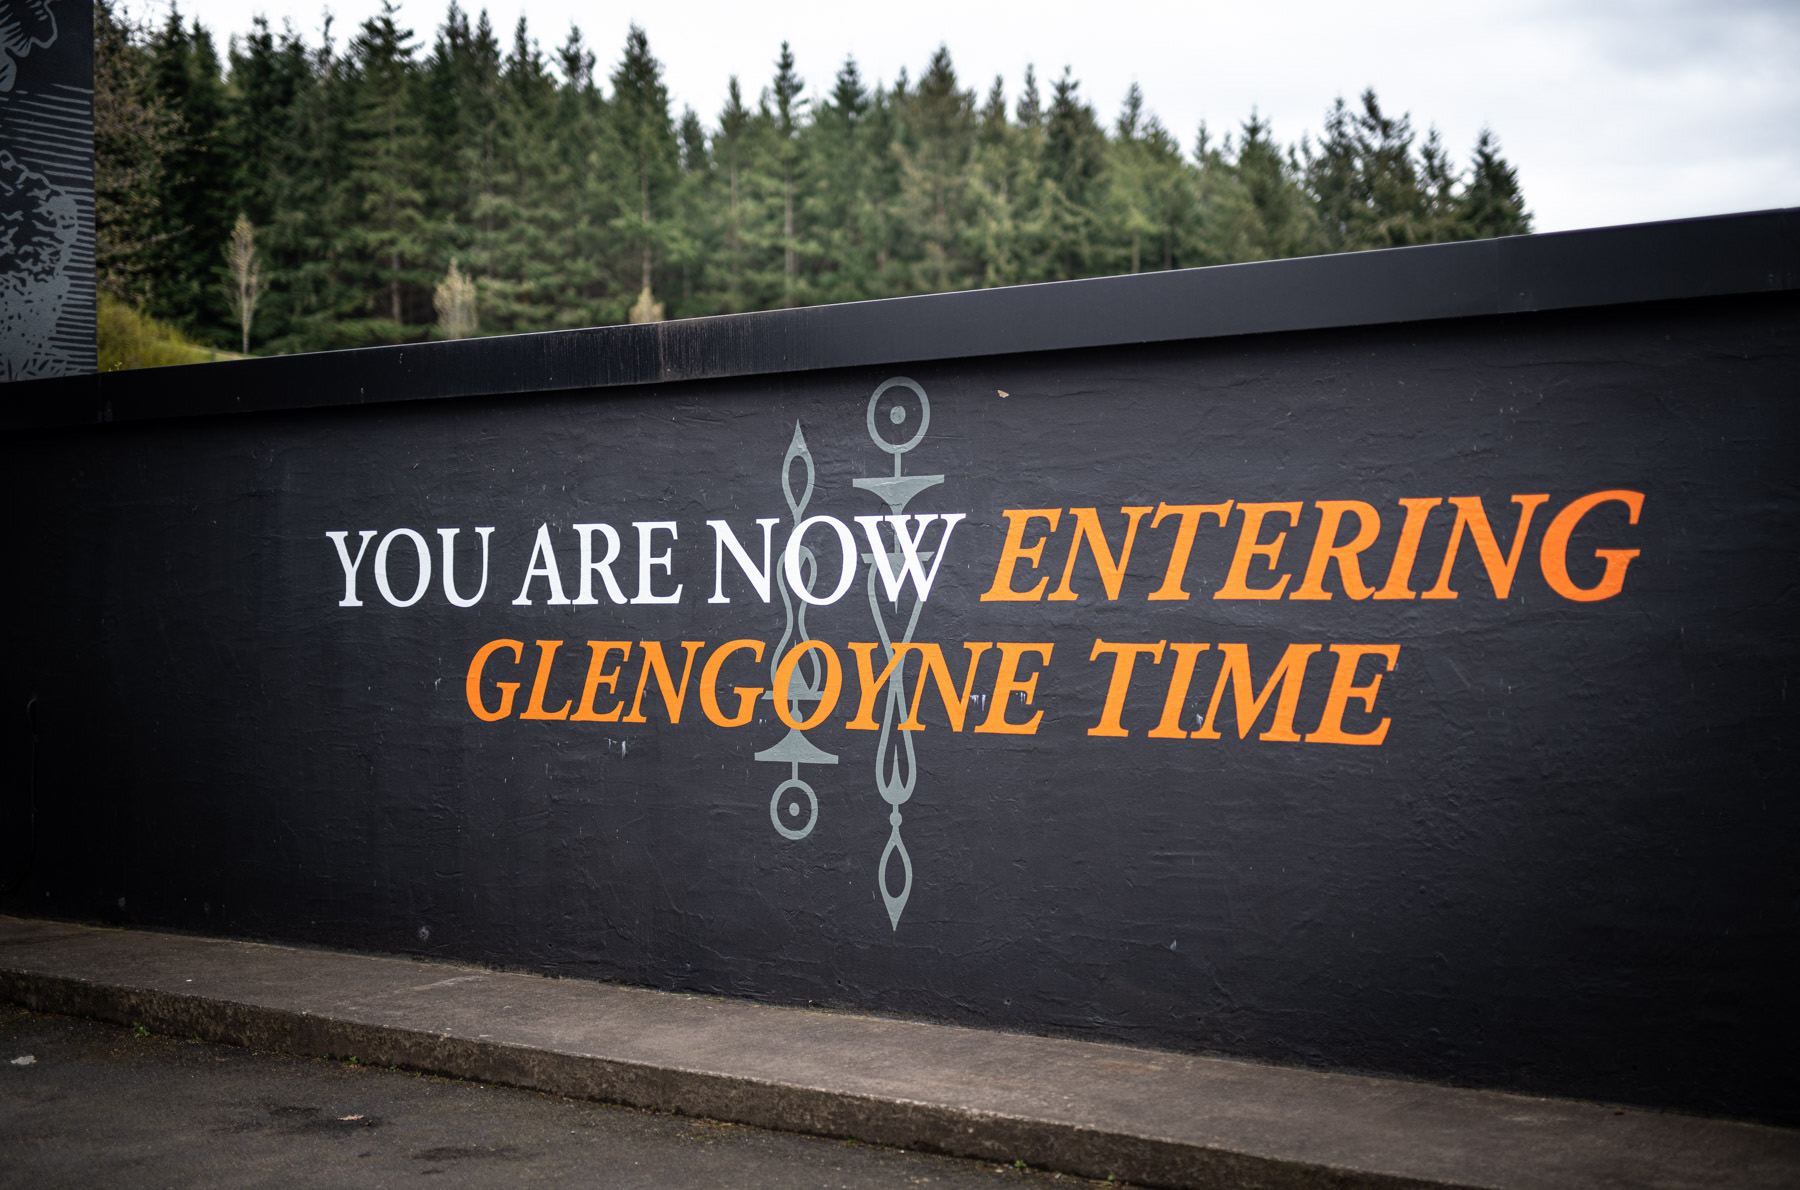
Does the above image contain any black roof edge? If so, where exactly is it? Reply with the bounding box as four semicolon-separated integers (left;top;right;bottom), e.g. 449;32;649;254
5;206;1795;432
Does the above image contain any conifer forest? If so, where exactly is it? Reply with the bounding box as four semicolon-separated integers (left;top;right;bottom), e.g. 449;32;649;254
95;0;1532;355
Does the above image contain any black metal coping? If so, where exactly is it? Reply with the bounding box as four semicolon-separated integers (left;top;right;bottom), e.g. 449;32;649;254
5;206;1795;432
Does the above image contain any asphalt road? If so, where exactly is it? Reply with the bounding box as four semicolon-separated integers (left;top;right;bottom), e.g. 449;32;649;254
0;1005;1125;1189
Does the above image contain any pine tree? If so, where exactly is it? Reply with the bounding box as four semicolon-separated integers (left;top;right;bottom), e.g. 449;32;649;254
1039;70;1106;281
1190;122;1257;263
1460;130;1532;239
222;17;312;350
93;0;176;304
344;2;432;339
259;17;367;353
226;18;304;229
710;77;756;312
1233;112;1316;260
856;80;907;297
724;48;804;311
1104;84;1198;273
1304;90;1436;252
477;17;565;333
1417;126;1459;242
801;57;886;305
552;25;607;326
760;43;806;305
607;25;680;320
1355;90;1427;248
421;3;496;275
670;105;712;312
1105;84;1151;273
1015;66;1042;131
967;75;1023;288
1304;97;1359;253
145;9;236;341
1001;66;1050;284
893;46;976;294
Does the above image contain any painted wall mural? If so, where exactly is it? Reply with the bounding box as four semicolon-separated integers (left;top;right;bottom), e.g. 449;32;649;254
1;287;1795;1125
345;372;1649;937
0;0;94;381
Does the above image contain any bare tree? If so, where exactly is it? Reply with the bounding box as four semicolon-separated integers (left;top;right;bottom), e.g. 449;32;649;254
628;284;664;324
222;213;265;354
434;258;477;339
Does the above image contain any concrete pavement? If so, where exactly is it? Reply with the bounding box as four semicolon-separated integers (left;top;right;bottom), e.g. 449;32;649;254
0;1003;1110;1188
2;916;1795;1189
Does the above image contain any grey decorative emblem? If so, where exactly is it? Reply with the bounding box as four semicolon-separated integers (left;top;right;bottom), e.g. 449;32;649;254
757;380;947;931
755;423;838;840
852;378;944;930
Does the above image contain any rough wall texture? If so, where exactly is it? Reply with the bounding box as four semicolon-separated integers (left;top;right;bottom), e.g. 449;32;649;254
2;293;1795;1123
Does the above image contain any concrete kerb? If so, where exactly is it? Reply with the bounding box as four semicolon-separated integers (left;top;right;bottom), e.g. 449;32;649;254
2;917;1795;1190
0;966;1416;1190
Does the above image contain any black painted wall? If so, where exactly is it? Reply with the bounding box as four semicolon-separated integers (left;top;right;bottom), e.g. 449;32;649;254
2;273;1796;1124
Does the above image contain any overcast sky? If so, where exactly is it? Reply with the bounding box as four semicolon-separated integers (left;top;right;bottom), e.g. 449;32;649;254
154;0;1799;235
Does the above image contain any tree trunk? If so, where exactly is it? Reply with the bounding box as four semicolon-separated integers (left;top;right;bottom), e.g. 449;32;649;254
728;157;740;304
641;166;652;294
783;162;795;305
